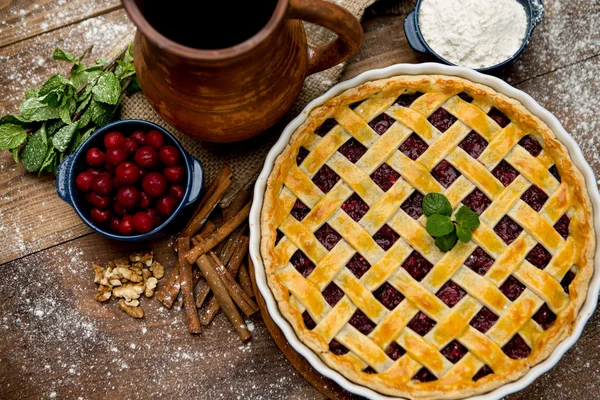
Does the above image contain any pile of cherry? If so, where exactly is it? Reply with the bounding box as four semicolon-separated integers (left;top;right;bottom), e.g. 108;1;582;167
75;129;186;235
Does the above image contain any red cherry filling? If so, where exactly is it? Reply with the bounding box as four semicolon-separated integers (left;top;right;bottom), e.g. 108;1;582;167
341;193;369;222
85;148;106;167
502;334;531;359
302;310;316;330
492;160;520;187
521;185;548;211
290;199;310;221
428;108;457;133
296;147;310;166
373;282;404;310
494;215;523;244
315;118;337;137
329;339;349;355
436;281;466;308
407;311;436;336
413;368;437;382
368;113;396;135
549;165;561;182
385;342;406;361
399;133;429;160
473;365;493;381
146;130;165;149
322;281;345;307
349;309;376;335
104;131;125;148
441;340;468;363
75;171;95;192
371;163;400;192
290;250;315;278
532;303;556;330
346;253;371;279
488;108;510;128
465;247;495;276
349;101;363;110
470;306;498;333
554;214;570;239
402;251;433;282
499;275;526;301
561;270;575;293
337;138;367;163
395;92;423;107
275;229;284;245
134;146;158;169
363;367;377;374
525;244;552;269
314;223;342;251
519;135;543;157
373;225;400;251
312;165;340;193
458;131;488;159
431;160;461;188
401;190;424;220
462;188;492;215
457;92;473;103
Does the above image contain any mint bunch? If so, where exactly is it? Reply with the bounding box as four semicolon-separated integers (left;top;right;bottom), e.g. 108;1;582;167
422;193;480;252
0;44;139;175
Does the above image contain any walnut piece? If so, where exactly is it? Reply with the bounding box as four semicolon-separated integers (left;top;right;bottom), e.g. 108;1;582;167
93;264;105;284
150;261;164;279
130;250;153;266
145;277;158;297
112;283;144;301
94;285;112;302
118;299;144;318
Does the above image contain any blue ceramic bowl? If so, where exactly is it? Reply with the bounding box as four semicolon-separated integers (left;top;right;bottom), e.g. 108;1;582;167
56;119;203;242
404;0;545;72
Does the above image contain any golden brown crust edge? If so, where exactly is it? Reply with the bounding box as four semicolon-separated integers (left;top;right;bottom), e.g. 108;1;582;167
259;75;595;399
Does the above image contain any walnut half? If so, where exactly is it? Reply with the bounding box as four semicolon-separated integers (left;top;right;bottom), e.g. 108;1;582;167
118;299;144;318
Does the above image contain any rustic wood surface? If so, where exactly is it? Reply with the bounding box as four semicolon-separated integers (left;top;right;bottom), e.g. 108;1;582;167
1;0;599;399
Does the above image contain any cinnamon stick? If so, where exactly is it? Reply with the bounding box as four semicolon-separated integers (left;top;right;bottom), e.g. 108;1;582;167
185;201;251;264
178;238;202;334
155;262;180;308
208;252;258;317
238;263;254;298
191;221;217;247
196;255;251;341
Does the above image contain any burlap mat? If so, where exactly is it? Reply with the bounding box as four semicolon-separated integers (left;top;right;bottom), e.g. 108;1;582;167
120;0;378;200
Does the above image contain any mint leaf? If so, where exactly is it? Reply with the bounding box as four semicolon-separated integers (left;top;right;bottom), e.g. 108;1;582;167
89;99;115;126
456;224;472;243
11;147;20;163
39;74;69;97
53;48;77;63
52;123;78;152
92;72;120;105
19;97;60;122
0;123;27;150
455;205;480;229
426;214;454;237
22;124;48;172
25;88;39;100
0;115;27;126
38;142;56;176
422;193;452;217
435;231;458;252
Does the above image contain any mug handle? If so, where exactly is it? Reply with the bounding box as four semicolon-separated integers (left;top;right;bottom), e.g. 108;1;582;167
287;0;364;76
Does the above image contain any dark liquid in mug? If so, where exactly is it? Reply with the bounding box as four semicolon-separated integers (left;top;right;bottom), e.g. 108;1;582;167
140;0;278;49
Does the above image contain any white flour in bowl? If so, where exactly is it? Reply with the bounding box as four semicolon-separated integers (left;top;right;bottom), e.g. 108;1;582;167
418;0;528;69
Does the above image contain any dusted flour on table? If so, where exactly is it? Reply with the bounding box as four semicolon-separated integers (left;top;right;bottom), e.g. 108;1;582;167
419;0;528;68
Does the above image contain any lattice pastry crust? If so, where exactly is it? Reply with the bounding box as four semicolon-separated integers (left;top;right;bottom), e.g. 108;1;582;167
260;75;594;399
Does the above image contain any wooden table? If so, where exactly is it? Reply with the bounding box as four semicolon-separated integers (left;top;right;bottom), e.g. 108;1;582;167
1;1;599;399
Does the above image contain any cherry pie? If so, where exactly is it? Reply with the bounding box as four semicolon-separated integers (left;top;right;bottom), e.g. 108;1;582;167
260;75;594;398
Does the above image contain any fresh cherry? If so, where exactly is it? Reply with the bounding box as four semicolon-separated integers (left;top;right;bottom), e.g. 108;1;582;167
123;137;140;155
134;146;158;169
156;195;179;217
169;184;185;200
75;171;95;192
146;208;161;226
146;130;165;149
115;162;141;185
158;145;181;166
87;168;103;177
104;131;125;148
133;211;154;233
116;186;140;209
113;201;126;216
88;192;111;209
139;191;151;209
130;130;147;145
164;165;185;183
106;146;128;166
109;216;121;232
119;215;135;235
90;208;111;224
86;148;106;167
142;172;167;198
92;173;114;196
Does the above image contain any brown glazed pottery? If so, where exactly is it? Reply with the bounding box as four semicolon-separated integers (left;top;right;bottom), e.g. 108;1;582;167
122;0;364;143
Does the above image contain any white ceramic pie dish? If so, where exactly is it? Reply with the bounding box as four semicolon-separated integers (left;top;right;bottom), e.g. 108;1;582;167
248;63;600;400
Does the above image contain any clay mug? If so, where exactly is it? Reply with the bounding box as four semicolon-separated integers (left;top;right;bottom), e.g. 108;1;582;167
122;0;364;143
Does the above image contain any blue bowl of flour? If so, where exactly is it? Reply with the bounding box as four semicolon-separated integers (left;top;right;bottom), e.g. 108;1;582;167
404;0;545;72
